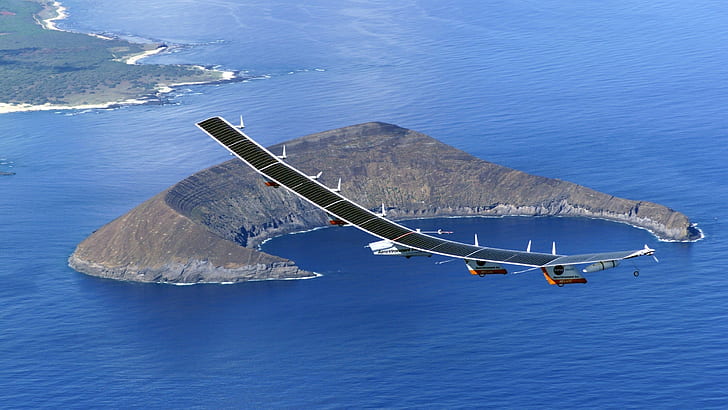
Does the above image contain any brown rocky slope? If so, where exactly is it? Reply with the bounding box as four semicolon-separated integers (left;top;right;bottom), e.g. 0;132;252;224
69;122;700;283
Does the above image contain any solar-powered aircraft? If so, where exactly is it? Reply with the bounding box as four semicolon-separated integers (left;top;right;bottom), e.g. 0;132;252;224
197;116;656;286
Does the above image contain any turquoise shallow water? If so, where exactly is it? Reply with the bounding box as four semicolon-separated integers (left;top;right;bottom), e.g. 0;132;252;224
1;0;726;407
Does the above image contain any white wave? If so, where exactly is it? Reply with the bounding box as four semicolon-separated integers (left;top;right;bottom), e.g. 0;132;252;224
257;225;331;250
160;272;323;286
396;214;703;243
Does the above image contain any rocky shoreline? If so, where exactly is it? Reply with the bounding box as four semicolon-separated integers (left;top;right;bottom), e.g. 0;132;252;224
68;191;315;284
69;122;700;284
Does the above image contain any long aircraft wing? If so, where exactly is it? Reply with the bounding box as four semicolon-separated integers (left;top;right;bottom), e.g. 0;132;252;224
196;117;654;284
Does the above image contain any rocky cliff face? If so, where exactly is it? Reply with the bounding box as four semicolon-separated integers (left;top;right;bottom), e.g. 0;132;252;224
70;122;700;284
69;191;314;283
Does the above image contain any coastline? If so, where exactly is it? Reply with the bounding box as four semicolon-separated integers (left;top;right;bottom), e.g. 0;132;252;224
2;0;238;115
399;214;705;243
71;120;700;284
0;65;237;114
35;0;67;31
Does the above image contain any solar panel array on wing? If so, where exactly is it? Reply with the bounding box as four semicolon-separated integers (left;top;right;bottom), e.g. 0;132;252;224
516;252;559;266
396;232;446;251
469;248;555;266
427;240;480;257
360;218;411;240
232;139;278;170
326;201;379;226
518;253;558;266
198;117;241;147
470;248;519;262
197;117;583;268
198;117;277;170
549;250;634;266
291;182;342;209
259;163;309;188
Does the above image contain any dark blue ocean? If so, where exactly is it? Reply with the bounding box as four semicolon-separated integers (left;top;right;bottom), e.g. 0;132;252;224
1;1;727;407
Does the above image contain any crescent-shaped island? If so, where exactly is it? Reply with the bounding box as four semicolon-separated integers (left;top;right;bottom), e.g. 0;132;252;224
68;122;701;284
4;1;700;284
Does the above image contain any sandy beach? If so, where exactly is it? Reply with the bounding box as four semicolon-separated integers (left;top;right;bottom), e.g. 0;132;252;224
0;98;149;114
36;0;67;31
124;46;167;64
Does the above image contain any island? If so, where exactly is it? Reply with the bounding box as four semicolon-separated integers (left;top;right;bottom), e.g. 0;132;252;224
69;122;701;284
0;0;235;112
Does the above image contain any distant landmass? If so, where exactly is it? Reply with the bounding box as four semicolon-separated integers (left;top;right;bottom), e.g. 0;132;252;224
0;0;236;112
69;122;701;284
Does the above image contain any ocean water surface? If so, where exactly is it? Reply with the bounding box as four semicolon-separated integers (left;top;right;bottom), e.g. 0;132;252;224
1;0;726;407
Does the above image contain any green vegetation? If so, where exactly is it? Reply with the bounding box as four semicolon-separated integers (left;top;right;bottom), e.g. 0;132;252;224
0;0;224;106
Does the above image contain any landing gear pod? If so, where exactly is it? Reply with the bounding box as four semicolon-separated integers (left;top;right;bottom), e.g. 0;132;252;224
541;265;587;286
465;259;507;277
327;212;350;226
582;260;620;273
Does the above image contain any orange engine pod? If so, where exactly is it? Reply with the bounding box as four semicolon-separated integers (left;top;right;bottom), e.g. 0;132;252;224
264;181;280;187
541;265;587;286
465;259;508;277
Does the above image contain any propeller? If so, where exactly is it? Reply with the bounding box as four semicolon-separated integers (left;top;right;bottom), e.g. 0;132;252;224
643;244;659;262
